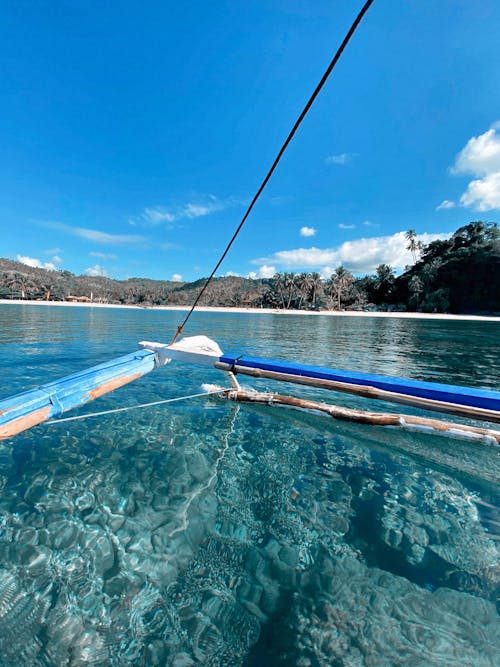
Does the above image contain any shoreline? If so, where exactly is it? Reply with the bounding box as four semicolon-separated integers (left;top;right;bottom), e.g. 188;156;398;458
1;299;499;322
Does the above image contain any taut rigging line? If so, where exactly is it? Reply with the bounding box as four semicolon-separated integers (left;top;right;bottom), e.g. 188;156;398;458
171;0;376;344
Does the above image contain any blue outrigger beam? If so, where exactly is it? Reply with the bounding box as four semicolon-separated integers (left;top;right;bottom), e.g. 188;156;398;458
0;350;157;440
216;354;500;423
1;335;499;440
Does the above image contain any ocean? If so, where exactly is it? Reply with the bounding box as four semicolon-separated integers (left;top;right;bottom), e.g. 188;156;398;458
0;304;498;665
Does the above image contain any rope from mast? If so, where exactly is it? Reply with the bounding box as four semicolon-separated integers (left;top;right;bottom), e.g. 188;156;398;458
171;0;376;343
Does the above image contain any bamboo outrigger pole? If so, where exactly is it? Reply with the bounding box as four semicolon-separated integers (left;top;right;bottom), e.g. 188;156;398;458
220;389;500;445
0;336;499;442
214;354;500;424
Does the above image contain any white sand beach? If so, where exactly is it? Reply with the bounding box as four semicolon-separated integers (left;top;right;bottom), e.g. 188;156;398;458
1;299;499;322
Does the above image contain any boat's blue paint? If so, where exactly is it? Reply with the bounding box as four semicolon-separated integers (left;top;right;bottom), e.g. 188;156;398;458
0;349;157;438
219;354;500;412
2;346;499;440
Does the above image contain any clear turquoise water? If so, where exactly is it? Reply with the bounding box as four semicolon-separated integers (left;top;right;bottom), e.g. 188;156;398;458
0;304;499;666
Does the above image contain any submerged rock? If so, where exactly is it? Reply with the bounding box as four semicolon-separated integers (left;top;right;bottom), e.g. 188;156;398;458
273;554;500;666
380;470;500;586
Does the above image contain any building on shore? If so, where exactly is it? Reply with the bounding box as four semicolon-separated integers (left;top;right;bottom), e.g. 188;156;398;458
65;295;92;303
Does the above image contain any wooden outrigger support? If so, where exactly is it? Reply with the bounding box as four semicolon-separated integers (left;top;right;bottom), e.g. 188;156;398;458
222;389;500;444
215;354;500;424
0;335;498;442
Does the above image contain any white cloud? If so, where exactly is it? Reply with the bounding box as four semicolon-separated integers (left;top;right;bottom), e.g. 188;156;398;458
452;127;500;176
44;222;145;246
447;124;500;211
225;271;240;277
16;254;58;270
248;265;276;279
319;266;335;279
171;273;183;282
300;226;316;237
325;152;356;166
254;231;450;275
85;264;108;277
338;223;355;230
257;247;339;268
90;251;117;259
436;200;456;211
459;172;500;211
362;220;378;227
51;255;63;265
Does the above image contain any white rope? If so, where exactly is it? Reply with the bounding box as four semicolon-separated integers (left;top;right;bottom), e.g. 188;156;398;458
46;388;231;425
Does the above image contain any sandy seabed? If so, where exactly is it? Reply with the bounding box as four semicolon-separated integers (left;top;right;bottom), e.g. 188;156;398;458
0;299;499;322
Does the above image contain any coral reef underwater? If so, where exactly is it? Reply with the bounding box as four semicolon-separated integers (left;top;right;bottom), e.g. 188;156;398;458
0;401;498;666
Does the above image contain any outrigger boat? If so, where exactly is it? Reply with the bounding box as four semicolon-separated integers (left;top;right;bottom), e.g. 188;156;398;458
1;335;499;444
1;0;498;447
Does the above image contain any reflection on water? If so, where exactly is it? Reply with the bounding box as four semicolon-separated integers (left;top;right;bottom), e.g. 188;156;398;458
0;304;498;665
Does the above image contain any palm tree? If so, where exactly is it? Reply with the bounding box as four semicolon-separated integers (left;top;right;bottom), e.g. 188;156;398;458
420;258;442;287
408;275;424;309
6;271;22;299
406;229;420;263
296;273;311;309
17;273;35;299
308;272;323;309
326;266;354;310
271;273;287;309
375;264;395;304
283;272;298;309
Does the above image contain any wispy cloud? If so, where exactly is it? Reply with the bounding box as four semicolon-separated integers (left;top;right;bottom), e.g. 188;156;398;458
171;273;183;282
436;200;456;211
338;223;355;230
254;231;450;275
362;220;378;227
16;254;60;271
89;251;117;259
300;226;316;237
85;264;108;277
137;195;240;226
159;242;177;250
269;195;295;206
325;152;357;166
42;221;146;246
142;208;177;224
443;124;500;211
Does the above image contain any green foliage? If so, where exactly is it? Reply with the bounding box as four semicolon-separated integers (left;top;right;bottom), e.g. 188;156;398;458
374;264;395;304
0;222;498;313
398;221;499;313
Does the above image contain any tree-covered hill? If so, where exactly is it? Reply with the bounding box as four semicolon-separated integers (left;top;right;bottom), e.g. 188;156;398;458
393;222;499;314
0;258;269;306
1;221;498;314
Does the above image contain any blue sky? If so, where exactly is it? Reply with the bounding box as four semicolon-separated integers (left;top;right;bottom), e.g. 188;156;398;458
1;1;500;282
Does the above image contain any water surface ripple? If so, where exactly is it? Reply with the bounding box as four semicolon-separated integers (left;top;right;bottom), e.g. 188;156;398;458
0;305;498;665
